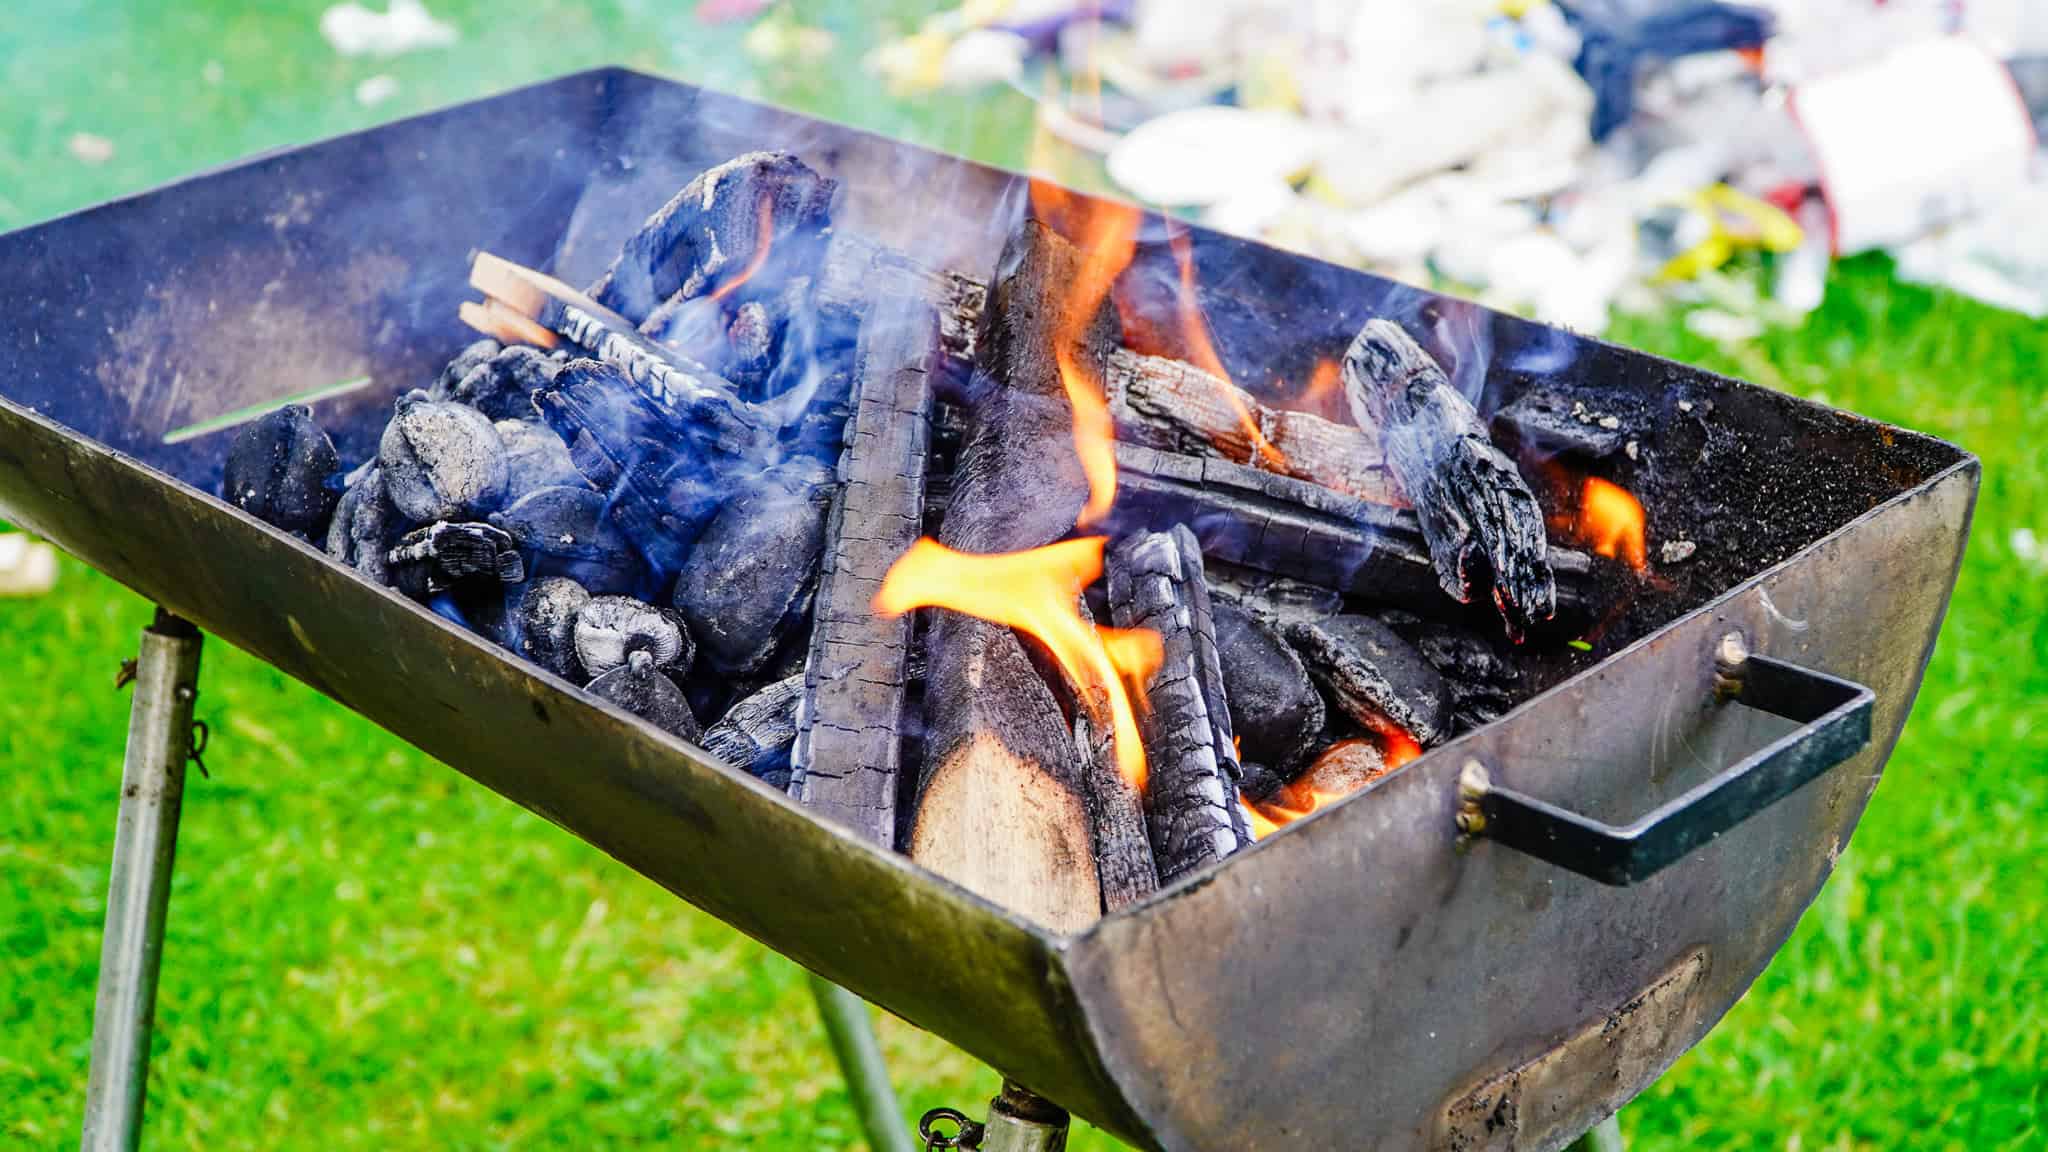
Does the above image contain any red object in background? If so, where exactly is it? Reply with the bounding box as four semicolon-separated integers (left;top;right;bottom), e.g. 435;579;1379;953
696;0;772;24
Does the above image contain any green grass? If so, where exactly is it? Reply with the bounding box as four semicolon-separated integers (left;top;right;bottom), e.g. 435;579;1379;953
1;4;2042;1149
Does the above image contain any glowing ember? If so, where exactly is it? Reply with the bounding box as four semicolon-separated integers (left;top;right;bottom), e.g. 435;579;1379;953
1168;227;1285;470
708;191;776;303
1241;731;1422;839
1579;477;1648;570
875;537;1162;789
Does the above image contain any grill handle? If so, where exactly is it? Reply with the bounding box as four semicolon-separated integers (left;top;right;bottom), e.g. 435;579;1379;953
1455;636;1874;886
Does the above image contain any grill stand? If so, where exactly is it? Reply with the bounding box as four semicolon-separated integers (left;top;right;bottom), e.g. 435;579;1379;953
80;609;203;1152
73;611;916;1152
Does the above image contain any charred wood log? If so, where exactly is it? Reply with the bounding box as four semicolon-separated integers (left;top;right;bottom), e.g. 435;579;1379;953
1069;597;1159;913
703;674;804;790
1102;350;1397;505
789;292;938;843
815;232;988;383
1376;608;1520;733
672;459;832;677
221;404;341;538
818;234;1400;506
1343;319;1555;639
1107;526;1252;885
1284;614;1451;748
1111;442;1597;622
911;219;1110;931
533;358;726;575
1210;596;1325;781
587;152;837;324
468;253;777;459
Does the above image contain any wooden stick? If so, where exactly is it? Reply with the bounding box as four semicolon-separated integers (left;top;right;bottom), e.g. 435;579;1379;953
790;288;939;845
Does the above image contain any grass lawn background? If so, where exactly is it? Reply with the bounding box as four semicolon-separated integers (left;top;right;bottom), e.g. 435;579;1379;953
0;2;2040;1148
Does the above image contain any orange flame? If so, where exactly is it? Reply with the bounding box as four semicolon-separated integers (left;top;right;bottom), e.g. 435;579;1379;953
1303;358;1343;413
1026;183;1141;528
1241;731;1422;839
1579;477;1648;570
875;537;1162;790
709;191;776;303
1166;227;1286;470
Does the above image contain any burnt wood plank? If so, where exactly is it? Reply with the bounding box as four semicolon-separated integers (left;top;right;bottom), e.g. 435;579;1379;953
1073;598;1159;912
1107;526;1252;884
791;289;939;844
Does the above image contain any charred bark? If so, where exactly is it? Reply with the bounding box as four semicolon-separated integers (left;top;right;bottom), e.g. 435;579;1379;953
703;673;805;789
790;291;939;844
1284;613;1452;748
1342;319;1556;638
1107;526;1252;884
587;151;837;324
1070;598;1159;913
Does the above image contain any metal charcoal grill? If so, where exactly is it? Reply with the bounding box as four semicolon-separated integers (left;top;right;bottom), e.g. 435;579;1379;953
0;71;1975;1152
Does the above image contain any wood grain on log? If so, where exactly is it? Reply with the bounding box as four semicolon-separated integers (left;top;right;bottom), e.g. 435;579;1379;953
1107;526;1252;884
791;289;939;845
1103;350;1398;505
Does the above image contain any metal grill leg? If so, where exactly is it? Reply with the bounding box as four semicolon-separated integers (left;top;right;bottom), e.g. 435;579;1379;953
808;973;913;1152
79;610;202;1152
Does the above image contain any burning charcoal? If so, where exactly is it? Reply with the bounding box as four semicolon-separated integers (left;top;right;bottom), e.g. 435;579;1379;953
489;485;644;595
700;673;803;788
585;649;701;742
588;151;838;323
326;463;400;584
1284;614;1452;748
574;595;692;678
378;391;509;523
1107;526;1253;885
1280;739;1399;806
495;418;587;502
1237;761;1287;804
445;345;560;421
432;338;503;398
672;461;831;676
512;577;590;682
1343;319;1555;639
386;521;525;600
221;404;341;536
1212;597;1325;778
